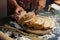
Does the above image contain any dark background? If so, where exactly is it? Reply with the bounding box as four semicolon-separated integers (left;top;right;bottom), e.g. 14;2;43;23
0;0;7;19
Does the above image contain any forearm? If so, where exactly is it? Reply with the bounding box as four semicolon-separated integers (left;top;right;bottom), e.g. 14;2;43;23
54;0;60;5
8;0;21;8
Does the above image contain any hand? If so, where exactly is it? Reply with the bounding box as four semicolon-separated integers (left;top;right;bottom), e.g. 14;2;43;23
54;0;60;5
15;6;24;14
37;0;46;10
14;6;24;21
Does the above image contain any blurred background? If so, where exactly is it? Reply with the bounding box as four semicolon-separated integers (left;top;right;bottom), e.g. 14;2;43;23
0;0;7;19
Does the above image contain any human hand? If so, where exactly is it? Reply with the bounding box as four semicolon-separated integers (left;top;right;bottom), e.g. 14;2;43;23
37;0;46;10
14;6;24;21
32;0;46;10
54;0;60;5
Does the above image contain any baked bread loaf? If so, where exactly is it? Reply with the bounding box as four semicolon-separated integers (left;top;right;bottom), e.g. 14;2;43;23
23;16;55;30
16;11;55;31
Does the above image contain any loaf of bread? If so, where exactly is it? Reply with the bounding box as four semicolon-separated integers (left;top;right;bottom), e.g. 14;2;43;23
23;16;55;30
16;11;55;30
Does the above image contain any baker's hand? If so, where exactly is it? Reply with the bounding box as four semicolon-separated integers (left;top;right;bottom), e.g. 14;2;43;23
14;6;24;21
15;6;24;14
54;0;60;5
36;0;46;10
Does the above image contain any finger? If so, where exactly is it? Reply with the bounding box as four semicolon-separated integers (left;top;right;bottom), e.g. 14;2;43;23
14;13;19;20
15;9;20;15
15;15;19;21
18;10;22;14
37;6;42;10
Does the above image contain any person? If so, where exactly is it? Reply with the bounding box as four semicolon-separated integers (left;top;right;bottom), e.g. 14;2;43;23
8;0;46;15
8;0;60;20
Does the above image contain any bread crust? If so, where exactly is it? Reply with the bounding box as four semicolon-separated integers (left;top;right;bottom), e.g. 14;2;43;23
17;11;55;31
23;27;52;35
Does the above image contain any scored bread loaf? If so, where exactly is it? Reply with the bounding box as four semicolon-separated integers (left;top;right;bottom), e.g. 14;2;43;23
23;16;55;30
17;11;55;30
